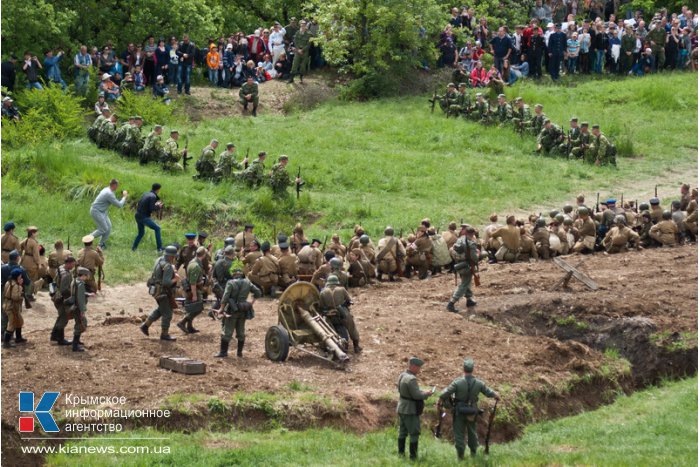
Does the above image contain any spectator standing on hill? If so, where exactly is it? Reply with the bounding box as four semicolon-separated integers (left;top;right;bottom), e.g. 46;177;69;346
74;46;92;93
22;52;43;90
1;54;18;92
44;48;67;90
177;35;197;95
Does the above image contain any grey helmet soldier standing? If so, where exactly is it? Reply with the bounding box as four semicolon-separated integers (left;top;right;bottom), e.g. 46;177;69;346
214;237;236;262
71;267;91;352
50;252;76;346
397;357;435;459
446;224;479;312
212;246;235;309
438;358;500;459
213;266;262;358
140;246;179;340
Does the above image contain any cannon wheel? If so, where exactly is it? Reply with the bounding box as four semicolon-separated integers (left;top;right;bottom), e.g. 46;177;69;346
265;325;290;362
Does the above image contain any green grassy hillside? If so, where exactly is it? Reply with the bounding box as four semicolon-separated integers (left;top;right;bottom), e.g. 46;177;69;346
2;73;697;283
46;376;697;466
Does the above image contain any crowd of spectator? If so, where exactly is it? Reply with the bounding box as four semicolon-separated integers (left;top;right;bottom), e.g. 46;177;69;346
438;3;698;84
0;17;325;99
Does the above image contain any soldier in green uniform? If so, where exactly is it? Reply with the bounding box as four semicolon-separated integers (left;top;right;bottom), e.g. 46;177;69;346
70;267;91;352
470;93;490;124
439;83;459;113
97;114;118;149
558;117;581;155
647;20;666;71
88;108;110;143
511;97;531;134
50;254;76;346
590;124;615;166
446;224;479;312
214;237;236;262
195;139;219;181
112;116;134;151
569;121;591;159
288;19;312;83
319;274;361;353
536;119;565;156
239;76;259;116
493;94;513;127
140;245;179;340
177;246;207;334
238;151;267;187
448;83;471;118
269;155;300;195
438;358;500;459
620;26;636;73
216;143;245;180
121;116;144;158
213;265;262;358
526;103;546;135
139;124;165;165
161;129;185;171
212;246;235;309
396;357;435;459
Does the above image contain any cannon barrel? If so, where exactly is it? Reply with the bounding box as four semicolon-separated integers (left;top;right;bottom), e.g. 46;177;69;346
295;304;349;363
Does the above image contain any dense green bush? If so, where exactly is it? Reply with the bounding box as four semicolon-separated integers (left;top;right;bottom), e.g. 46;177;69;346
1;86;87;149
113;89;181;126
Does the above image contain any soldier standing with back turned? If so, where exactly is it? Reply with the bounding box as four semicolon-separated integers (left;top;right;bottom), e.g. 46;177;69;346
396;357;435;460
446;224;479;312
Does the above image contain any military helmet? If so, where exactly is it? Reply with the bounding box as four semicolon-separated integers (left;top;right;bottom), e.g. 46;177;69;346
536;218;546;227
563;218;574;226
164;245;178;256
224;237;235;246
384;226;394;236
326;274;340;286
649;197;660;205
614;215;626;225
578;207;589;216
662;210;672;220
671;200;681;210
549;210;559;218
638;203;650;211
555;214;565;223
329;258;343;269
563;204;573;213
224;245;235;255
359;234;370;245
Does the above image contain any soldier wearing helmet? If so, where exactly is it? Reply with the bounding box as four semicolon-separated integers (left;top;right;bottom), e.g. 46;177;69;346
319;274;362;353
602;215;641;253
572;207;596;253
531;217;551;259
446;224;479;312
212;245;236;309
376;227;405;281
649;210;679;246
358;234;377;267
648;197;663;224
177;246;208;334
312;251;348;289
214;236;236;262
141;245;180;341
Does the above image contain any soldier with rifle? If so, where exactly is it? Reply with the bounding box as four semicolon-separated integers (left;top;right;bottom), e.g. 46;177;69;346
140;245;180;341
161;130;186;171
176;246;208;334
438;358;500;459
69;267;92;352
446;224;479;312
569;122;591;159
511;97;531;136
559;117;581;156
213;264;261;358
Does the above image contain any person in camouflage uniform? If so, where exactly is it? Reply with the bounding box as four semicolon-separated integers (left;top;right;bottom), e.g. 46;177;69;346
492;94;513;127
588;124;615;166
439;83;459;113
269;155;300;195
213;265;262;358
216;142;245;180
239;76;259;116
446;224;479;312
139;124;165;165
288;19;312;83
511;97;531;134
88;108;110;143
448;83;471;118
536;119;565;156
194;139;219;181
112;116;135;151
237;151;267;187
569;122;591;159
161;129;185;171
558;117;581;155
96;114;118;149
470;93;490;124
121;116;144;158
526;103;546;135
439;358;500;459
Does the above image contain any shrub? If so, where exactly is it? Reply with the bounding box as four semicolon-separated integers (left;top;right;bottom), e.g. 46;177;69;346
1;86;87;149
113;89;180;126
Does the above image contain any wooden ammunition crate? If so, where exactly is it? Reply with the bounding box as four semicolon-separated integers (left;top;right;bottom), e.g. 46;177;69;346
159;356;206;375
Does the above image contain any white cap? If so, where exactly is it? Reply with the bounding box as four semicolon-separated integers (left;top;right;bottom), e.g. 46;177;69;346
156;75;164;80
547;22;554;28
226;44;233;50
2;96;12;102
101;73;111;80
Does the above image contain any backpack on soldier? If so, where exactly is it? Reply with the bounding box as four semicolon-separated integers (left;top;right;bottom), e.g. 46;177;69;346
147;258;166;296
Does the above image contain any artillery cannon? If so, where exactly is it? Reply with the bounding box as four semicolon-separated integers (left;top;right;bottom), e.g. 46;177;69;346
264;282;350;366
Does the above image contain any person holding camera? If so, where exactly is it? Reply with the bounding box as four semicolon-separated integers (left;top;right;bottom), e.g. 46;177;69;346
22;51;43;90
44;48;67;90
88;179;128;249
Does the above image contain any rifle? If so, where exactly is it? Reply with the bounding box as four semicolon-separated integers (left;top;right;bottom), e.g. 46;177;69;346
596;193;600;213
399;228;403;240
433;400;447;438
566;132;572;156
244;148;250;169
158;196;163;220
635;199;638;213
429;87;439;113
182;135;192;171
484;399;498;455
97;265;103;291
67;235;70;252
621;193;624;208
654;185;658;198
296;166;304;199
321;235;328;252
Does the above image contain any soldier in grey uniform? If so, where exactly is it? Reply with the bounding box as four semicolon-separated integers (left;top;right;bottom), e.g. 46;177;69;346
212;245;235;309
50;253;76;346
214;266;262;358
439;358;500;459
446;224;479;312
140;246;179;340
396;356;435;459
